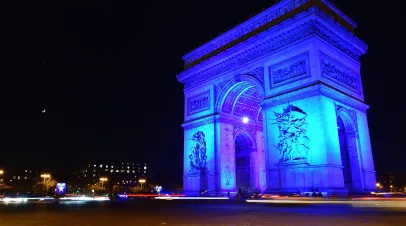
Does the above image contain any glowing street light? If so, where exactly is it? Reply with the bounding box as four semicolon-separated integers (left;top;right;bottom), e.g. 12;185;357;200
242;117;249;124
139;179;146;187
41;174;51;182
40;174;51;194
0;170;4;175
376;183;381;191
100;177;108;191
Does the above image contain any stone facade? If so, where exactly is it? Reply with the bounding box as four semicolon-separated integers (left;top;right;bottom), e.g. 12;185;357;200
178;0;376;196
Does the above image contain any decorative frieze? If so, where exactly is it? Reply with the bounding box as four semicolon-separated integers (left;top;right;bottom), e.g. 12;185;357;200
178;18;364;90
269;52;310;88
320;52;360;93
262;84;369;112
187;90;211;116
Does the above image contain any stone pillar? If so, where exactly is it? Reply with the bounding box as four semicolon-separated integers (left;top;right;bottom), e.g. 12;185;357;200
356;111;376;191
263;93;348;195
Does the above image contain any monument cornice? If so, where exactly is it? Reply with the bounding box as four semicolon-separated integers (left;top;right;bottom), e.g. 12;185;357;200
182;0;358;69
262;83;369;112
178;12;366;90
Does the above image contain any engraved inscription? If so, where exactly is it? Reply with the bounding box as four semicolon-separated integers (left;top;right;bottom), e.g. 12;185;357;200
188;90;210;115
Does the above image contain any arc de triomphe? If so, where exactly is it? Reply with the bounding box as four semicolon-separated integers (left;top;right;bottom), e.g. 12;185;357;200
177;0;376;196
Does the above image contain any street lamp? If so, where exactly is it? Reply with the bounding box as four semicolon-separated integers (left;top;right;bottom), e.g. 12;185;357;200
0;170;4;183
41;174;51;182
40;174;51;195
376;183;381;191
242;117;249;124
139;179;146;187
100;177;108;191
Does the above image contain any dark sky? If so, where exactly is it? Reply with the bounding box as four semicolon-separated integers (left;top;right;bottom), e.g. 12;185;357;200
1;0;405;187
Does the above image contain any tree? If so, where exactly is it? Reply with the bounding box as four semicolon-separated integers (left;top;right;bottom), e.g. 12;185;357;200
38;179;57;195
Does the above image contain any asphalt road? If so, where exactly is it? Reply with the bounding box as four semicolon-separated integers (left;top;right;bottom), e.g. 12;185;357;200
0;200;405;226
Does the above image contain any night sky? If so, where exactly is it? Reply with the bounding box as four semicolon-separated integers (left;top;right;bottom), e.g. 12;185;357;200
1;0;405;188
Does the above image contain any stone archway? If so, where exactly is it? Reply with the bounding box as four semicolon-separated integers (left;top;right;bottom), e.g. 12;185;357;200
337;108;364;193
179;0;376;196
216;77;266;195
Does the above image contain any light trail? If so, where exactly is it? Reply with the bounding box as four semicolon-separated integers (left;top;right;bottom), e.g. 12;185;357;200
155;197;229;200
246;199;406;208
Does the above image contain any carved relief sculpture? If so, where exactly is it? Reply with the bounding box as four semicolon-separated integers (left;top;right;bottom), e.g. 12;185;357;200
269;52;310;88
273;104;310;162
320;52;360;93
189;131;208;171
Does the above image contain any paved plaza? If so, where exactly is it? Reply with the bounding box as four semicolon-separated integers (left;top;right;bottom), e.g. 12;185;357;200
1;200;405;226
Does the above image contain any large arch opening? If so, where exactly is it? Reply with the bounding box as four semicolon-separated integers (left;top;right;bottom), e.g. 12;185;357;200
218;76;266;195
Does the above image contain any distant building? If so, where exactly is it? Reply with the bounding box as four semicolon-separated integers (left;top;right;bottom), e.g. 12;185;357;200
3;168;40;186
76;161;150;187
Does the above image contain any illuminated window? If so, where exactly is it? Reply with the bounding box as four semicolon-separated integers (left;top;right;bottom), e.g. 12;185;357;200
94;165;96;167
111;170;114;173
18;176;20;180
93;174;96;177
144;166;147;170
105;169;108;172
120;170;124;173
13;176;16;179
127;166;130;169
24;177;27;180
132;170;135;173
127;170;130;173
100;164;103;168
106;165;109;168
116;170;119;173
111;166;113;168
144;171;146;174
25;170;28;173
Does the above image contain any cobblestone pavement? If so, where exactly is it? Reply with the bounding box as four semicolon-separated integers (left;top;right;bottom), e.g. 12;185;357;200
0;200;405;226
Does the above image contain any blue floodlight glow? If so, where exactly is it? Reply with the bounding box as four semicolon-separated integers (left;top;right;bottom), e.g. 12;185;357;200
179;0;376;197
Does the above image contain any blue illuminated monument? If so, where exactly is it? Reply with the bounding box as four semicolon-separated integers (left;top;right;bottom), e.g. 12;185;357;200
177;0;376;196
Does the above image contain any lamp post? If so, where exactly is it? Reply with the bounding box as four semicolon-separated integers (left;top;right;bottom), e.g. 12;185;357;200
41;174;51;195
139;179;146;187
100;177;108;191
0;169;4;183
